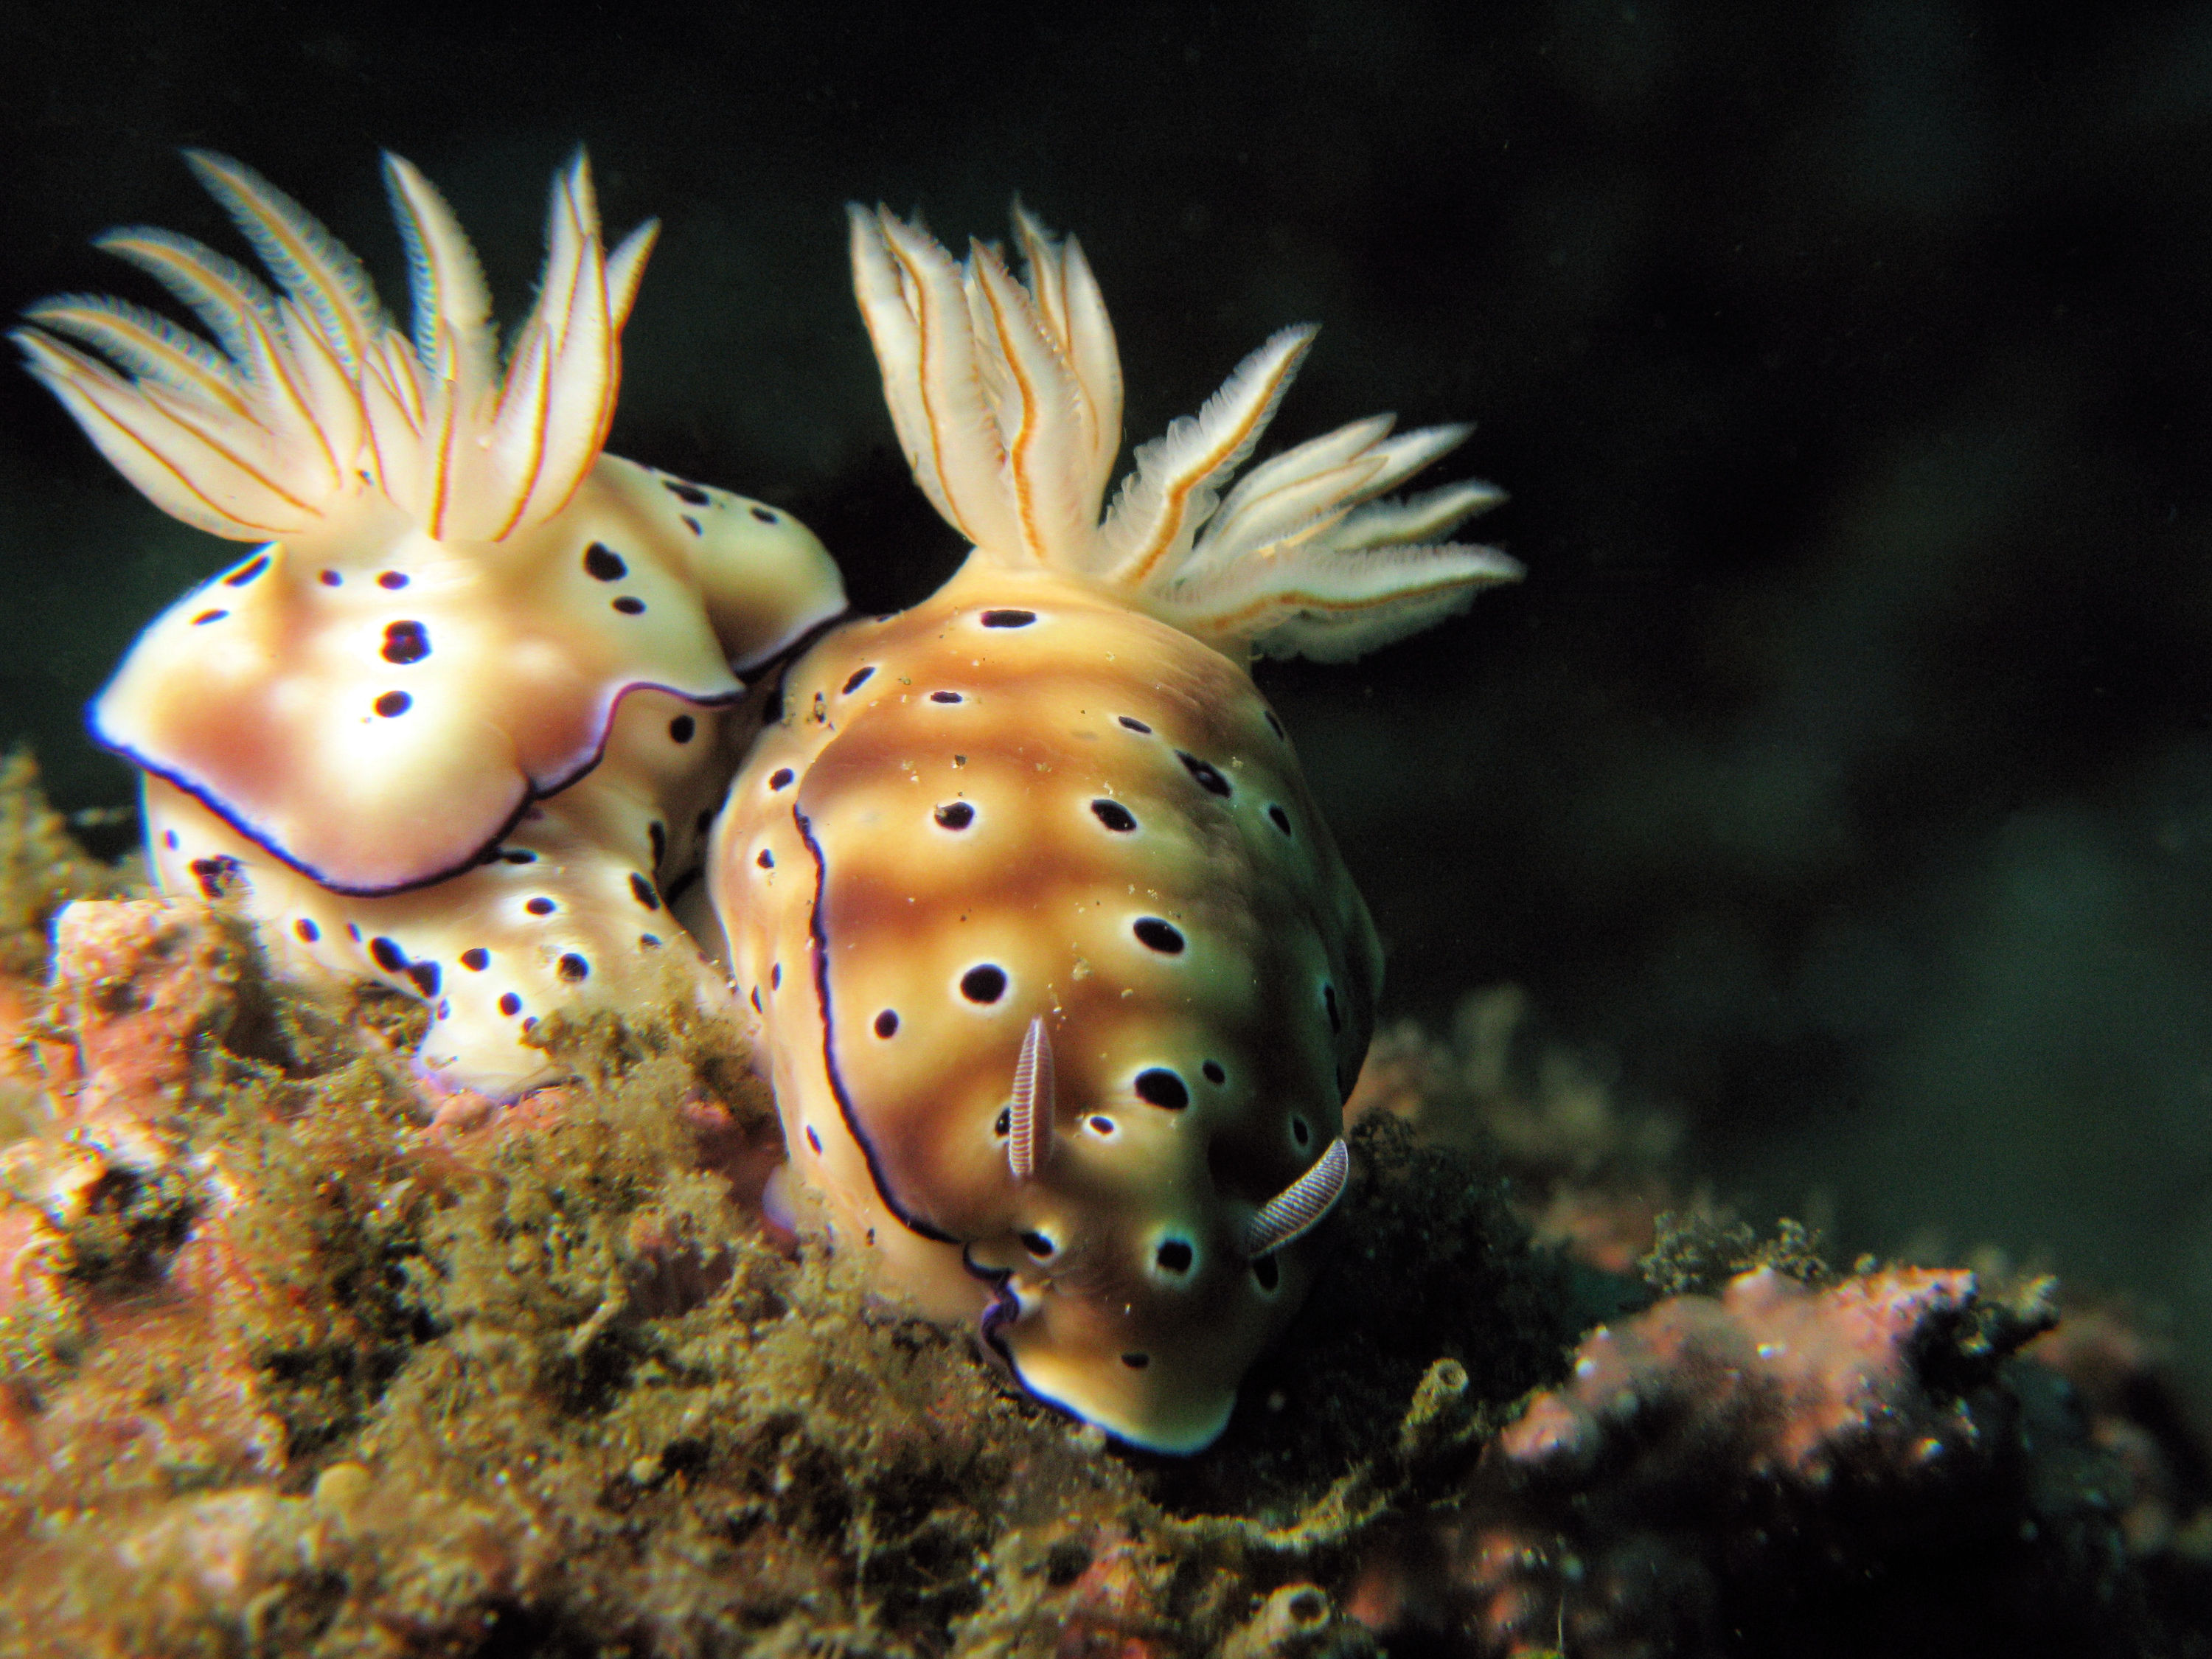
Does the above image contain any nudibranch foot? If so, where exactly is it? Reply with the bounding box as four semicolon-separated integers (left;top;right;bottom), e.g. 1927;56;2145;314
713;204;1519;1452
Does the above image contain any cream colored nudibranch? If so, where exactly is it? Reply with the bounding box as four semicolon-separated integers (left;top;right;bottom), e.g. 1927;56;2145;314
15;152;844;1095
711;204;1520;1451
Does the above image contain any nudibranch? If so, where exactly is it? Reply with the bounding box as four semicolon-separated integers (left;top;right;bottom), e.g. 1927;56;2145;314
710;205;1520;1450
15;153;844;1094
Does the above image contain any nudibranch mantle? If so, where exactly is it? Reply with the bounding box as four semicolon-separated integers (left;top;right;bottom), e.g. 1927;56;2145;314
712;205;1519;1450
19;153;844;1093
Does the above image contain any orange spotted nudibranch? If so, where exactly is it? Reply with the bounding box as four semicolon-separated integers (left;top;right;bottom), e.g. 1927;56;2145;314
710;205;1520;1450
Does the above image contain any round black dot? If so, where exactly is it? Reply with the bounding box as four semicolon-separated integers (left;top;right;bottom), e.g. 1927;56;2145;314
1121;1352;1151;1370
319;569;341;587
499;992;523;1016
930;689;964;704
583;542;627;581
368;936;406;973
960;964;1008;1004
1155;1239;1194;1273
374;690;411;717
1020;1231;1055;1259
460;947;490;970
751;505;778;524
980;608;1037;627
1253;1256;1280;1291
771;963;782;990
294;918;319;943
1091;799;1137;832
1178;751;1232;797
842;666;875;694
935;801;975;830
1133;1068;1189;1110
805;1124;823;1153
613;596;646;615
664;479;711;506
1203;1060;1226;1085
994;1105;1012;1137
525;897;556;916
557;953;590;982
1132;917;1185;954
669;714;695;743
377;571;408;589
1088;1114;1116;1135
874;1009;900;1038
382;620;430;664
501;848;538;864
1324;983;1343;1033
757;849;774;869
630;873;661;909
762;770;793;796
1118;715;1152;734
1291;1116;1311;1147
1267;804;1293;835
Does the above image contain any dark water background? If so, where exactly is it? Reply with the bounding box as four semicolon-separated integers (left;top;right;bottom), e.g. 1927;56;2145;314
3;2;2210;1394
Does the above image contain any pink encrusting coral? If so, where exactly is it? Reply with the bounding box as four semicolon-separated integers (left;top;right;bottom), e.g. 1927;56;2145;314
16;153;846;1092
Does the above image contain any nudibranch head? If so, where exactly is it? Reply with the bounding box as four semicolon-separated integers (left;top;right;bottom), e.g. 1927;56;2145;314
17;152;842;894
714;204;1518;1451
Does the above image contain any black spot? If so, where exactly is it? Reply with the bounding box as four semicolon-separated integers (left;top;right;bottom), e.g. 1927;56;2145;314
681;515;702;536
771;963;782;990
669;714;695;743
557;953;591;982
805;1124;823;1153
501;848;538;865
751;505;779;524
1118;715;1152;734
1134;1068;1189;1110
1088;1114;1116;1134
842;666;875;694
630;873;661;909
1178;751;1232;797
641;933;661;948
769;768;795;790
874;1009;900;1038
1292;1116;1311;1147
649;821;667;866
1324;983;1343;1033
377;571;408;590
319;569;341;587
1265;709;1287;740
664;479;712;506
368;936;406;974
500;992;523;1017
980;608;1036;628
757;849;774;869
960;964;1007;1004
405;960;440;998
223;554;269;586
1203;1060;1226;1085
1121;1352;1150;1369
993;1106;1012;1137
930;689;964;704
374;690;411;717
460;948;490;970
295;918;319;943
382;619;430;664
1020;1231;1054;1259
1253;1256;1280;1291
1132;917;1185;954
613;596;646;615
525;897;556;916
583;542;627;581
1090;799;1136;832
1267;804;1293;835
191;608;226;625
187;855;237;900
934;801;975;830
1155;1240;1194;1273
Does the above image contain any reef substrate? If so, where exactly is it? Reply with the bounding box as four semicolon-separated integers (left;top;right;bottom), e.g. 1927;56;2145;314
0;755;2205;1658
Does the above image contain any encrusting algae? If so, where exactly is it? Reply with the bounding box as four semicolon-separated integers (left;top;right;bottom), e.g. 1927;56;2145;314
1;759;2208;1656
